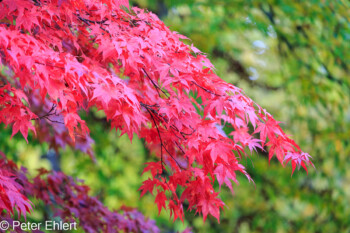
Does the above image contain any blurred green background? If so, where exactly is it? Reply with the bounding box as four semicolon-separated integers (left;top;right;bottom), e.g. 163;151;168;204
1;0;350;232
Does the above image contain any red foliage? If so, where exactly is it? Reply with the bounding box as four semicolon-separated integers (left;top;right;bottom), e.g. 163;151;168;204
0;156;159;233
0;0;313;226
0;159;32;219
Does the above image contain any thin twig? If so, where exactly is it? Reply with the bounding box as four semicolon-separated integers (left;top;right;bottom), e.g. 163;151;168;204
141;68;169;98
142;103;165;174
35;62;64;70
191;81;222;97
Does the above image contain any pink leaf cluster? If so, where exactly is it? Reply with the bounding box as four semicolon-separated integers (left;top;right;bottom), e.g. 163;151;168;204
0;0;313;223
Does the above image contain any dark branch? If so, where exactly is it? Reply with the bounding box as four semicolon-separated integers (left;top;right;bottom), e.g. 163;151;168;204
141;68;170;98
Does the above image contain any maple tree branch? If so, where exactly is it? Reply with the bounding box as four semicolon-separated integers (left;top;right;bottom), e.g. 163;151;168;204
142;103;165;174
111;14;144;27
162;142;186;170
75;14;108;25
191;81;222;97
0;22;10;27
141;68;170;98
76;15;91;26
37;104;64;124
141;103;192;141
76;14;110;33
35;62;64;70
38;104;56;119
32;0;41;6
141;102;186;171
140;103;160;108
174;141;185;155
